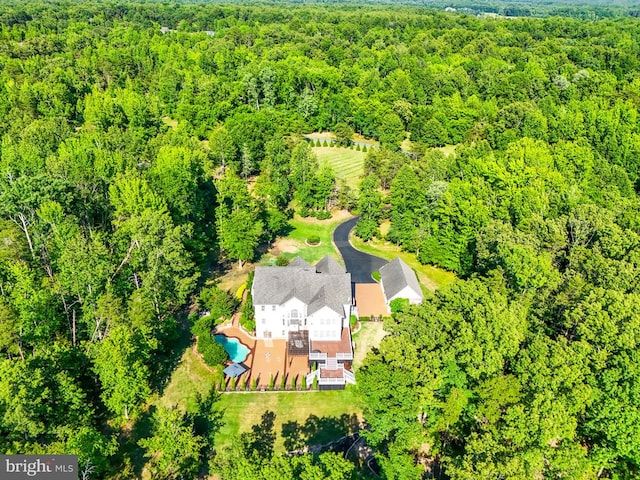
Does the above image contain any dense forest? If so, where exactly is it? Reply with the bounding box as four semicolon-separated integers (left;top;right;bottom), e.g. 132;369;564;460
0;1;639;478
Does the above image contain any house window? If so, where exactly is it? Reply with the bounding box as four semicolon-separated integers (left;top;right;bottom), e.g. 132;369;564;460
291;309;299;319
272;305;276;311
262;319;266;324
261;305;265;311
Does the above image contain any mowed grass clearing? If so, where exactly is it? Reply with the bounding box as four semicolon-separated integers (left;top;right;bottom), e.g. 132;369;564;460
264;210;352;265
214;389;362;452
153;347;219;413
313;146;366;190
352;321;386;369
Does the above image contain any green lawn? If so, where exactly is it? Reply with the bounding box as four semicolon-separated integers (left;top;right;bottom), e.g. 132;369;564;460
266;211;352;265
154;347;220;413
350;232;456;291
155;344;361;453
352;322;386;369
313;146;366;190
214;389;362;452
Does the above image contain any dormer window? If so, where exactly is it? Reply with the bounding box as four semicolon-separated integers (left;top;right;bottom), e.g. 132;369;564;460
291;309;299;319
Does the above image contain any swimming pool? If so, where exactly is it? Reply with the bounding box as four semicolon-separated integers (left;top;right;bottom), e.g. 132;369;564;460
215;335;250;363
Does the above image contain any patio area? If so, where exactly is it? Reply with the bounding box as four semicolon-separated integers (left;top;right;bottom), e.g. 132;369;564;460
355;283;389;318
216;321;310;390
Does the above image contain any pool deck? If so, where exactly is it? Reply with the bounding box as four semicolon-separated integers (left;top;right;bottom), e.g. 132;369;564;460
216;315;309;389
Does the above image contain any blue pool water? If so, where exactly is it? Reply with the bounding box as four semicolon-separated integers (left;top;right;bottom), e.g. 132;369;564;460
215;335;250;363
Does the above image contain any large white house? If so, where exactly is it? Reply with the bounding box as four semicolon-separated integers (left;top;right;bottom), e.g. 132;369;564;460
252;256;355;389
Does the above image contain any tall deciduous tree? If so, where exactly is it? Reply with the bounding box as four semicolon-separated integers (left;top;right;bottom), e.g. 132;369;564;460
91;326;151;420
139;406;204;479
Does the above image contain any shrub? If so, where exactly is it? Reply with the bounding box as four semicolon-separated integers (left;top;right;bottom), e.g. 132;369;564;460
307;234;320;245
322;139;328;147
240;272;255;332
362;145;368;152
197;335;228;367
372;271;381;282
314;210;331;220
356;144;361;151
275;255;290;266
350;315;358;328
312;374;318;390
299;206;312;217
230;377;237;391
251;378;257;390
280;375;287;391
291;375;297;390
390;297;410;314
302;375;307;390
269;374;275;391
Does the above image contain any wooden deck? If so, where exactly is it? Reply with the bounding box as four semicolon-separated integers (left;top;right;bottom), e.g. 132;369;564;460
310;327;352;356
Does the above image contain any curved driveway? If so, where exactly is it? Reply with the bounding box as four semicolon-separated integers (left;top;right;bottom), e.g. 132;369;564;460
333;217;388;283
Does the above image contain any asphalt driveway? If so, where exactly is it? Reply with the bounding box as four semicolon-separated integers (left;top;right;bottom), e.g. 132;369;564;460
333;216;388;283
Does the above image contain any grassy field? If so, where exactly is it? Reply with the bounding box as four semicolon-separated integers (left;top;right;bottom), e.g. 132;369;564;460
264;210;352;265
155;343;361;453
313;146;366;189
154;347;220;413
352;322;386;369
214;390;362;452
350;230;456;291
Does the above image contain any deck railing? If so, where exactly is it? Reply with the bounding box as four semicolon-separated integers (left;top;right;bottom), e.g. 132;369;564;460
336;352;353;360
309;352;327;361
343;369;356;384
318;377;346;385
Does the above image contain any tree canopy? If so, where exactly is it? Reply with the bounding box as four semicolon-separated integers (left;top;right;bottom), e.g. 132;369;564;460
0;1;640;478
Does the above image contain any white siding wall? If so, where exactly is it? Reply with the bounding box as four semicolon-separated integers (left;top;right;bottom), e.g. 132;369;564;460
307;306;342;341
254;298;348;340
389;286;423;305
255;297;309;339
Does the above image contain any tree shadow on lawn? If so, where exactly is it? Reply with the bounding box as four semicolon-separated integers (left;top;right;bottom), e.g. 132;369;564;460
112;405;156;479
241;410;277;460
117;388;226;479
149;312;194;397
281;413;361;451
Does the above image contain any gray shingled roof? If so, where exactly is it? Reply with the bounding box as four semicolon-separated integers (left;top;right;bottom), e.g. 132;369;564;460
379;257;423;301
253;257;351;316
287;257;313;270
315;255;345;275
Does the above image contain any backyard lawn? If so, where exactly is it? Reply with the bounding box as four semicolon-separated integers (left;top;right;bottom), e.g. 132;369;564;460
155;333;362;454
313;146;366;190
352;321;386;369
153;347;219;413
214;390;362;452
